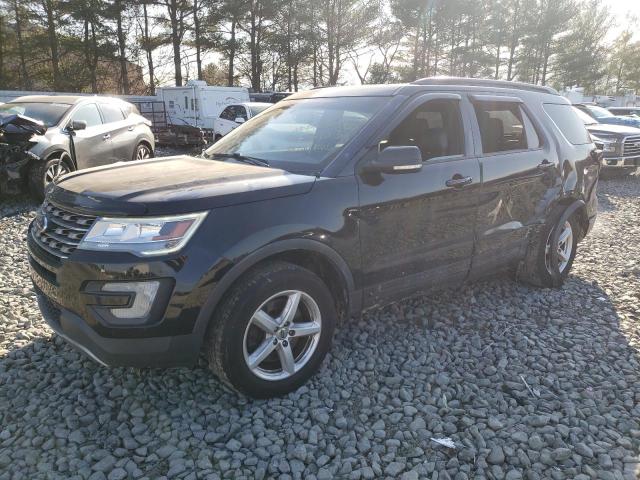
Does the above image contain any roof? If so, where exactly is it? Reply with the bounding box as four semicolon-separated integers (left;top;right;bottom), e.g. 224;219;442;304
289;84;405;100
9;95;128;105
287;77;560;101
412;77;559;95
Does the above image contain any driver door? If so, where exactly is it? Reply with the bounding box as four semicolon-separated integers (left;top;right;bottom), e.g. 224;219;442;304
67;103;114;169
357;93;481;307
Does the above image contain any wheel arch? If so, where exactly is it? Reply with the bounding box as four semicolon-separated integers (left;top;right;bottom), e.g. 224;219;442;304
137;138;154;153
193;239;358;349
553;197;588;241
43;148;76;170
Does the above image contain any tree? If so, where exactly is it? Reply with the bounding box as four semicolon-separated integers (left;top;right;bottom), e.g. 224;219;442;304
155;0;192;86
551;0;611;93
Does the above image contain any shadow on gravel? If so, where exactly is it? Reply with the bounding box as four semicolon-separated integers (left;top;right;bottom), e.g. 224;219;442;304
1;272;639;478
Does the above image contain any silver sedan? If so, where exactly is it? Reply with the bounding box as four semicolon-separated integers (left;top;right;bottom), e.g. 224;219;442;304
0;95;155;199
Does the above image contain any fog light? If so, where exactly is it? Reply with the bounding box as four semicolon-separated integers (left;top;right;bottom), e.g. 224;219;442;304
102;281;159;319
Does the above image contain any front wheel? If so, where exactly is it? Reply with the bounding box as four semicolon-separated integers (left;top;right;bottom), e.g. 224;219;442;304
29;154;73;200
518;209;579;288
205;262;337;398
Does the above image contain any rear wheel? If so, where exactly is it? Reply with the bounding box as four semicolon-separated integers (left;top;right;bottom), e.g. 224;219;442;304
133;143;153;161
205;262;337;398
29;153;73;200
518;208;579;288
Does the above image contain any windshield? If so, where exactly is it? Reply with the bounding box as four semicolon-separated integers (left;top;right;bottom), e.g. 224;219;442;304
249;104;271;116
586;105;614;119
0;102;71;128
204;97;390;173
573;106;598;125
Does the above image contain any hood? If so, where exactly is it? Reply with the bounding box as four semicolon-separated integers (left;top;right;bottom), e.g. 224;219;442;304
599;115;640;128
48;155;316;216
0;114;46;145
586;123;640;137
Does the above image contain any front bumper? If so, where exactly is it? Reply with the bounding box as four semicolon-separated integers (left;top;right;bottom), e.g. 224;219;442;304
601;155;640;168
36;292;199;367
28;219;219;368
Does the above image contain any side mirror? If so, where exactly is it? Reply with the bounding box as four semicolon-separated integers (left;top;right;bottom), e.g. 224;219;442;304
235;117;246;124
68;120;87;131
365;146;423;174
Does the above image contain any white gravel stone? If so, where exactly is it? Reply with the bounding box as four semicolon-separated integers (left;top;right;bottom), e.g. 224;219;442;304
1;175;640;478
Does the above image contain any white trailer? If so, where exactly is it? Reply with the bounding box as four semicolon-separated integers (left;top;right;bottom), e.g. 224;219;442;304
156;80;250;133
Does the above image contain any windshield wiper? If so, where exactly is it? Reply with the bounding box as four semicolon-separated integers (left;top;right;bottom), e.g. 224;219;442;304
209;152;270;168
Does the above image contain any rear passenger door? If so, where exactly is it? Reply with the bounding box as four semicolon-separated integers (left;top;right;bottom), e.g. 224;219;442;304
357;93;481;306
469;95;559;278
98;103;136;162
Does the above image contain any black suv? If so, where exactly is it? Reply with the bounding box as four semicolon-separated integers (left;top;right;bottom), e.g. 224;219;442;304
29;78;600;398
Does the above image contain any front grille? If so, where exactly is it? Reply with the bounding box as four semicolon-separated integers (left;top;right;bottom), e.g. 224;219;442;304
31;201;97;259
623;135;640;157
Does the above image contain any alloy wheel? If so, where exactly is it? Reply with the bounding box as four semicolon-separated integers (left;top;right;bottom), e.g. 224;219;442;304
545;220;573;274
44;158;70;186
242;290;322;381
136;145;151;160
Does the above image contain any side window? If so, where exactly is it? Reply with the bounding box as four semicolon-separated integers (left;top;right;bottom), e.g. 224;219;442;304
71;104;102;128
235;106;248;121
384;99;465;161
220;106;234;120
543;103;591;145
99;104;126;123
474;102;527;154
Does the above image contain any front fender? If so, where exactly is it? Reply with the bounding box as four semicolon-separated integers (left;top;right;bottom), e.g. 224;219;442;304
190;238;357;351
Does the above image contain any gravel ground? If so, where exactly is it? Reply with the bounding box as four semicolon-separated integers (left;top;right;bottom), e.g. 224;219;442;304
1;174;640;480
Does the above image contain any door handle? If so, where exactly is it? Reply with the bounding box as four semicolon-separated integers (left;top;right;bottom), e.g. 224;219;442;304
102;134;111;140
537;159;554;170
445;175;473;188
127;126;134;131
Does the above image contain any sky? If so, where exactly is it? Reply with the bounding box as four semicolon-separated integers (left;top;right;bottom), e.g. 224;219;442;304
150;0;640;90
602;0;640;34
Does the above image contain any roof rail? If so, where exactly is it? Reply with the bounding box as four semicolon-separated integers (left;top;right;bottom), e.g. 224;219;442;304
412;76;559;95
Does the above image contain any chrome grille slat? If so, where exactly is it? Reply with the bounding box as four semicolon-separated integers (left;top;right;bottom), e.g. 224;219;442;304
47;215;91;231
623;135;640;157
40;229;81;247
31;201;97;260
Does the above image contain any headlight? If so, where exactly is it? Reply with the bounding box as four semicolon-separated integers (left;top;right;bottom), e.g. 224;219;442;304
590;134;619;153
78;212;208;256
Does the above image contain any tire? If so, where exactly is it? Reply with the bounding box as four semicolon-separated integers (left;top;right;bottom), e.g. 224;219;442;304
518;208;579;288
132;142;153;161
28;154;73;201
205;261;337;398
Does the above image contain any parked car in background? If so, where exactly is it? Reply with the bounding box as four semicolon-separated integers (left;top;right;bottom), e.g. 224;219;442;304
574;103;640;129
573;106;640;173
214;102;272;139
608;106;640;117
0;95;154;198
30;78;600;398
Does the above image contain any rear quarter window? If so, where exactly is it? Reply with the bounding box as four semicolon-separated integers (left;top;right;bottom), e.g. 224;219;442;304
544;103;591;145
